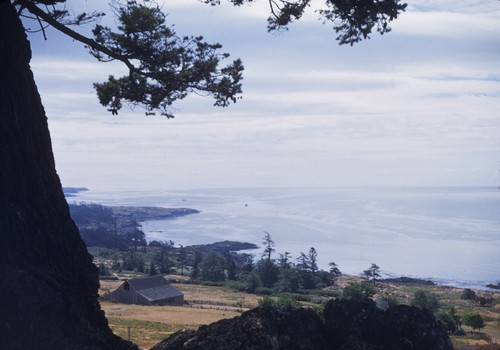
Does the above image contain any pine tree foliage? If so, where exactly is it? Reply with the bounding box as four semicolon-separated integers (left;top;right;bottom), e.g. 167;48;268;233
91;1;244;116
16;0;406;116
204;0;407;45
16;0;243;117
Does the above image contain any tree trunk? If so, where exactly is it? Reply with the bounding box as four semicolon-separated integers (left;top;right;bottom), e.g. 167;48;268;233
0;2;136;349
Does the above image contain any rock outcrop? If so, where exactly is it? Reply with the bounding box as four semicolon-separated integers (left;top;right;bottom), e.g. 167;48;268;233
152;299;453;350
0;2;136;349
324;299;453;350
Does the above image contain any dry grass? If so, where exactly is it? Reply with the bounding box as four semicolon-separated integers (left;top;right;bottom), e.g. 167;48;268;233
102;302;243;325
99;278;262;349
101;299;246;349
99;276;500;349
106;317;184;350
174;282;260;309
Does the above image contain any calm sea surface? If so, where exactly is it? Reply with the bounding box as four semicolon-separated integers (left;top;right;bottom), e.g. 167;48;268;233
72;187;500;289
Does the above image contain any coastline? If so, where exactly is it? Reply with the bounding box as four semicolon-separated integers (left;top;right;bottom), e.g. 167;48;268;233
66;186;500;292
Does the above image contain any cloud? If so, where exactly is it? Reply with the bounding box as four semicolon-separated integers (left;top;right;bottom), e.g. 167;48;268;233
26;0;500;190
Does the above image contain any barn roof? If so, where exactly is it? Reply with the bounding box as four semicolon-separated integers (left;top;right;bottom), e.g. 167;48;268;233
127;275;170;290
126;275;183;302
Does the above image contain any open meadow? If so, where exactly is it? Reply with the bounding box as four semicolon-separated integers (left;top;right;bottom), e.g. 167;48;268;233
99;276;500;349
99;278;261;348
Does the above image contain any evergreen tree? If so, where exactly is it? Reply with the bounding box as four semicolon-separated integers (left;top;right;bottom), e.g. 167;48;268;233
200;251;226;282
362;263;381;285
262;231;276;260
136;255;145;273
308;247;318;273
245;270;261;293
328;261;342;285
178;245;187;275
296;252;310;272
277;265;300;293
257;258;279;288
98;263;109;277
149;262;158;276
153;240;174;274
295;250;318;289
227;259;237;281
190;250;203;279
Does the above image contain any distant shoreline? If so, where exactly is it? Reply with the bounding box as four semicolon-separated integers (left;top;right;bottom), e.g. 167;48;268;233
63;187;89;197
67;186;500;291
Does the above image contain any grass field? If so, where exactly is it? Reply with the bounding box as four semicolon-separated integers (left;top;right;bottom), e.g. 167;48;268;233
100;278;262;348
99;276;500;349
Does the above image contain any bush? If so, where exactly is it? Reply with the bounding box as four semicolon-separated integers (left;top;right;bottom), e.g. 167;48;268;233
258;295;301;312
462;312;485;333
342;282;377;301
317;290;341;298
199;280;224;287
258;296;274;309
436;309;457;333
274;296;301;312
312;303;326;320
477;296;494;307
282;293;312;303
410;290;440;313
384;294;402;307
460;288;477;301
244;270;261;293
224;280;248;292
255;287;274;295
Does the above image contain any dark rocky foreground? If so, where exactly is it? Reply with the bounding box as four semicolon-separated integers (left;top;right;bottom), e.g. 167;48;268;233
151;299;453;350
0;2;136;349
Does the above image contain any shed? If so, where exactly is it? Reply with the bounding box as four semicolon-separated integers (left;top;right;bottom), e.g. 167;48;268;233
103;275;184;306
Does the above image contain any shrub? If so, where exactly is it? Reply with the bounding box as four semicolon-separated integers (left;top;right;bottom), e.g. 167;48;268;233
342;282;377;301
436;309;458;333
384;294;402;307
258;296;274;309
255;287;274;295
224;280;248;292
477;296;494;307
318;289;341;298
460;288;477;301
410;290;440;313
245;270;261;293
258;295;301;312
274;296;301;312
462;312;485;333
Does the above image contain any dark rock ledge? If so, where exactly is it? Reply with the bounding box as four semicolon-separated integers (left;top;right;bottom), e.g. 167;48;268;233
151;298;453;350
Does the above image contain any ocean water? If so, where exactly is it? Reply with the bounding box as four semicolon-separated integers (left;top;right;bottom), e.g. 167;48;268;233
72;186;500;290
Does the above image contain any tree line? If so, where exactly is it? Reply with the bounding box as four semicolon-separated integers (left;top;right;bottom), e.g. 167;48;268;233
187;232;343;293
69;202;148;249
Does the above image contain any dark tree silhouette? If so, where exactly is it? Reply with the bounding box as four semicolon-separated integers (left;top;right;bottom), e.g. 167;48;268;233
262;231;276;260
363;263;381;285
0;0;406;347
204;0;407;45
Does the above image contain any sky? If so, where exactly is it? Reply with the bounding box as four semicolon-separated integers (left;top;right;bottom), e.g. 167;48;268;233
26;0;500;192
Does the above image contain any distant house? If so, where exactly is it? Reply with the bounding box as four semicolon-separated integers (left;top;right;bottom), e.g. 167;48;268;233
103;275;184;306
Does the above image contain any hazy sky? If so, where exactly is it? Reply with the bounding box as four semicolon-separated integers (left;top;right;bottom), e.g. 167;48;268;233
27;0;500;191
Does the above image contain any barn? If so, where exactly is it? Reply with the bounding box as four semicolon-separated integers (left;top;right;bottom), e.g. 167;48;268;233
103;275;184;306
